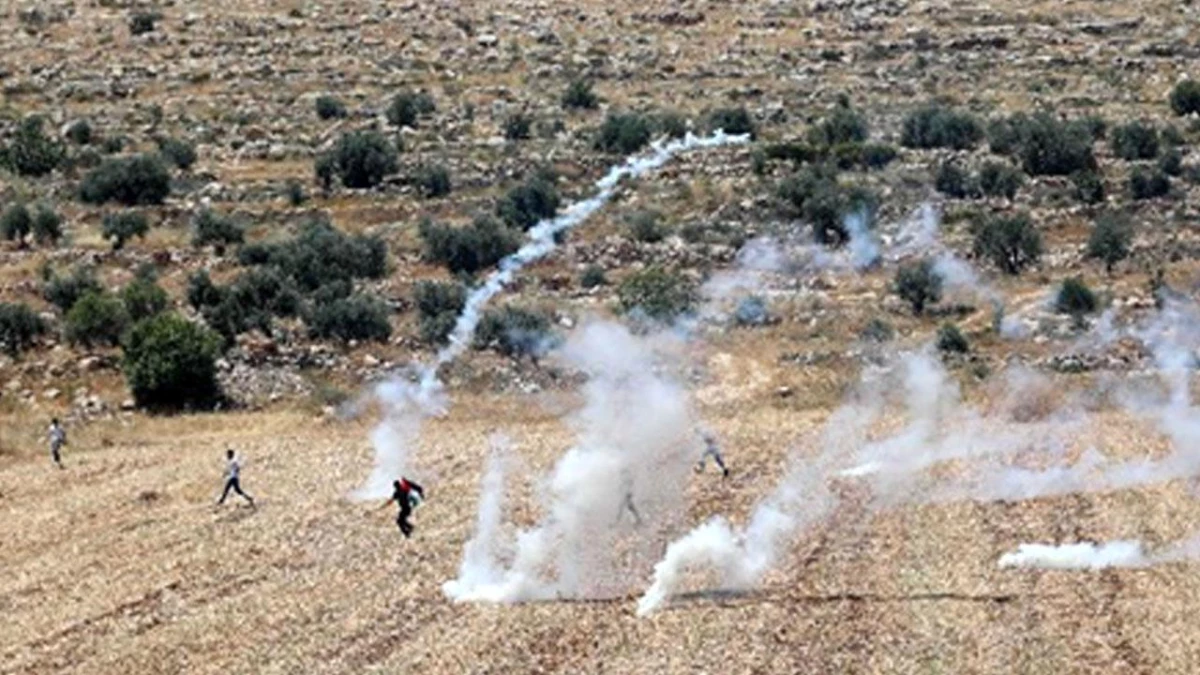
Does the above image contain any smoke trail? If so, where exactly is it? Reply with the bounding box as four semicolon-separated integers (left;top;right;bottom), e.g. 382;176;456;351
997;541;1146;570
353;131;749;499
845;210;880;269
444;320;697;603
442;436;512;598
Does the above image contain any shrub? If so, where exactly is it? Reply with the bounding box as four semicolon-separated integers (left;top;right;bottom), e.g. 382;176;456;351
187;270;223;310
860;317;894;343
978;161;1025;199
708;107;756;138
972;213;1042;275
0;204;31;244
562;78;599;110
1162;125;1186;147
594;113;653;155
31;204;62;245
121;278;169;322
386;90;436;128
67;120;93;145
901;104;983;150
43;265;101;312
102;135;127;154
64;291;129;347
157;137;197;170
1086;213;1132;274
617;266;697;322
778;164;876;245
936;322;970;354
580;264;607;288
1130;166;1170;200
655;111;688;139
1055;277;1098;320
627;210;668;243
1076;115;1108;141
0;116;65;177
322;130;398;189
893;259;944;315
1072;169;1106;204
101;211;149;250
414;164;452;198
0;302;46;356
861;143;898;169
129;11;159;35
241;218;386;291
1169;80;1200;116
415;280;466;344
474;305;553;357
314;154;335;191
504;113;533;141
418;216;519;275
306;293;391;343
497;172;560;230
315;95;347;120
994;113;1096;176
286;180;307;206
1110;121;1160;160
122;313;223;411
807;101;869;147
191;209;244;253
79;154;171;205
1158;147;1183;176
934;161;978;198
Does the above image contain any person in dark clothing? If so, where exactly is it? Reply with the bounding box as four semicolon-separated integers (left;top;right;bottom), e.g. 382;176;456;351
216;448;255;507
382;477;425;538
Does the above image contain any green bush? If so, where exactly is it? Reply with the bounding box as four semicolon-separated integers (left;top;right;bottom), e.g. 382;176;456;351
778;164;876;245
306;293;391;343
580;264;607;288
386;90;436;128
0;302;46;356
0;204;31;244
186;269;223;310
655;111;688;139
1072;169;1106;204
67;120;93;145
936;322;970;354
627;210;668;243
978;161;1025;199
65;291;129;347
0;116;65;177
972;213;1042;275
594;113;653;155
31;204;62;245
807;100;869;147
102;135;127;154
415;280;466;344
43;265;101;312
497;172;560;230
314;154;335;191
617;266;697;322
79;154;171;205
934;161;978;198
414;164;452;198
1076;115;1108;141
122;313;223;411
286;180;307;206
129;11;159;35
1169;80;1200;116
474;305;553;357
1110;121;1160;160
901;104;983;150
191;209;244;252
315;95;347;120
157;137;197;170
860;317;894;343
321;130;398;189
1159;147;1183;176
418;216;519;275
240;218;387;291
708;107;756;138
562;78;599;110
121;278;169;322
1086;213;1131;274
1130;166;1170;200
861;143;898;169
893;259;944;315
1055;277;1098;319
990;113;1096;176
504;113;533;141
102;211;149;250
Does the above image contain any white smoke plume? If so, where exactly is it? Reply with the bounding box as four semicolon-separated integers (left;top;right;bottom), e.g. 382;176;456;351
353;131;748;499
445;321;697;603
844;209;881;270
997;541;1146;570
890;203;1000;307
699;236;786;321
442;436;512;598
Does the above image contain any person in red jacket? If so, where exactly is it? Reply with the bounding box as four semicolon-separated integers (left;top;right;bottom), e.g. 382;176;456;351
380;477;425;538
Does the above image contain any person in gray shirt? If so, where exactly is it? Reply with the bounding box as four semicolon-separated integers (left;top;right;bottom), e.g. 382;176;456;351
216;449;255;507
695;430;729;478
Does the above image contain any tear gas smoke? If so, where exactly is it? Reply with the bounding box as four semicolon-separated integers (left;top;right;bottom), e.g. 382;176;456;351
997;541;1146;570
442;437;512;598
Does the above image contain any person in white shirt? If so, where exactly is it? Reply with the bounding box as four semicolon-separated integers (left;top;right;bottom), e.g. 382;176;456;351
216;448;255;507
48;418;66;469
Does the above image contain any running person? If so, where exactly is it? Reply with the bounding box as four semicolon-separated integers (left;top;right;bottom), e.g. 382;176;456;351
216;449;255;507
48;418;66;469
382;477;425;538
695;430;729;477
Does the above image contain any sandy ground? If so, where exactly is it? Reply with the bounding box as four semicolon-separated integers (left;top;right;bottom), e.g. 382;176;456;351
5;383;1200;674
